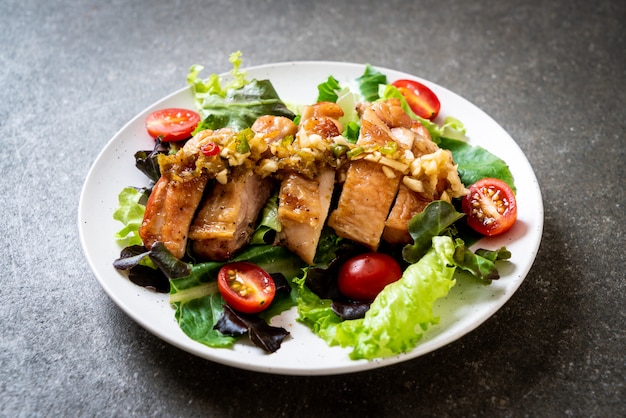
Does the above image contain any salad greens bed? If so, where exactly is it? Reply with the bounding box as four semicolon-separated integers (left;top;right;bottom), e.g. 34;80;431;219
113;52;515;361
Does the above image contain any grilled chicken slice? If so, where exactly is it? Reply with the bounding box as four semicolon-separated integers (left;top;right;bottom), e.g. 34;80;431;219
383;121;438;245
299;101;344;129
277;168;335;264
276;102;342;264
139;174;209;259
138;130;224;259
327;99;411;250
189;168;272;261
188;116;297;261
327;158;400;250
382;184;431;245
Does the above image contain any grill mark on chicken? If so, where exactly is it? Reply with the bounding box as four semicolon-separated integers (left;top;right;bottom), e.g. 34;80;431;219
327;99;410;250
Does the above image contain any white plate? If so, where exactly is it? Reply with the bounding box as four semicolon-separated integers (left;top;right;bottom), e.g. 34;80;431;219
78;62;543;375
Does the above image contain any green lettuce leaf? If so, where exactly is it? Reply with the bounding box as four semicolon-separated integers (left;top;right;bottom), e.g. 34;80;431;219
316;75;341;102
188;52;294;132
172;282;234;348
439;137;516;192
356;64;387;102
249;194;282;244
402;200;465;263
296;236;457;360
192;79;295;132
113;187;146;246
453;241;511;282
187;51;248;105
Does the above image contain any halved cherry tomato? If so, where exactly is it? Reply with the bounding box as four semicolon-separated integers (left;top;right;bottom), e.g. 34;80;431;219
337;253;403;302
217;262;276;314
462;178;518;236
392;79;441;120
145;108;201;142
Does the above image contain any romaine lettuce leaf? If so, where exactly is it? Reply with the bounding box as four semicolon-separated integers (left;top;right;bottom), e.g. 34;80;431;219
296;236;457;360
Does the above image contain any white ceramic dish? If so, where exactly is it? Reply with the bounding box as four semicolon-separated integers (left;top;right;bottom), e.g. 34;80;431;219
78;62;543;375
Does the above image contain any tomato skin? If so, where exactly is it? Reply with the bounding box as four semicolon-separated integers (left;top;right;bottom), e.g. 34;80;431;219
392;79;441;120
462;178;518;236
217;262;276;314
337;253;403;302
145;108;201;142
201;141;220;157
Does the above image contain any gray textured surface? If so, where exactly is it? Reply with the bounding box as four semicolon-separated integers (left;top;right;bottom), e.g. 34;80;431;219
1;0;624;416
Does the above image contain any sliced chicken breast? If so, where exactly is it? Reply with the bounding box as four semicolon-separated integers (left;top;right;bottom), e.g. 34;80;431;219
189;168;272;261
275;102;343;264
276;167;335;264
137;130;223;258
382;121;438;245
327;99;410;250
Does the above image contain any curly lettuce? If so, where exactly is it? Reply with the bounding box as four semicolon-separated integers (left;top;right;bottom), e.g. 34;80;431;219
296;236;457;360
187;51;248;104
113;187;146;246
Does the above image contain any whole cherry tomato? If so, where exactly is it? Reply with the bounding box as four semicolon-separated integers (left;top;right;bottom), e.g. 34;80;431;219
337;253;403;302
